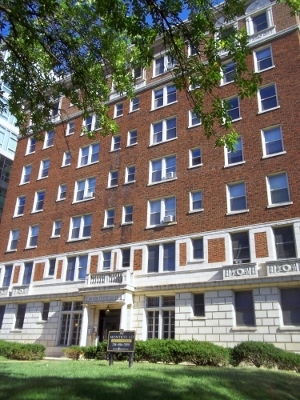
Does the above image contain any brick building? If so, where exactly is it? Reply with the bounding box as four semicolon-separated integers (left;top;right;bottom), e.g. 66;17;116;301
0;0;300;356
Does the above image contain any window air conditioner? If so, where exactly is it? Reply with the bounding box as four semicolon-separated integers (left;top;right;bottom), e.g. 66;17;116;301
233;259;242;264
85;192;94;199
165;171;175;179
163;215;175;223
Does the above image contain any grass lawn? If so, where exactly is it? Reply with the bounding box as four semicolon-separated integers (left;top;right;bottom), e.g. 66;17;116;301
0;358;300;400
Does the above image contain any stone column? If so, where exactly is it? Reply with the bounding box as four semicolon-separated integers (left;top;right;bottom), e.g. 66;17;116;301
120;303;128;330
79;304;89;346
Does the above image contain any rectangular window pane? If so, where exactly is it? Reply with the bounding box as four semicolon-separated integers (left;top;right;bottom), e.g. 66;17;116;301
235;291;255;326
163;243;175;271
281;288;300;326
194;294;205;317
231;232;250;263
274;226;296;259
148;245;159;273
15;304;26;329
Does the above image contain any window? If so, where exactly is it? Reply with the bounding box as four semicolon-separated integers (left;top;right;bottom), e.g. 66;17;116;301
66;121;75;135
225;96;240;121
281;288;300;326
58;301;82;346
123;205;133;224
188;43;198;56
104;209;115;227
8;229;20;251
273;226;296;259
15;304;26;329
52;220;62;237
114;103;123;118
128;130;137;146
153;85;177;109
193;294;205;317
258;84;278;112
146;296;175;339
44;131;54;148
21;165;32;184
26;137;36;154
2;265;13;287
42;303;50;321
122;249;131;268
189;148;202;167
33;190;45;211
189;110;201;127
108;170;118;188
221;61;236;84
66;255;88;281
27;225;39;247
154;55;177;76
149;197;176;226
235;291;255;326
254;46;273;72
102;251;111;270
15;196;26;216
150;155;176;183
227;182;247;212
125;166;135;183
267;173;290;205
231;232;250;263
48;258;56;276
252;11;269;33
63;151;71;166
23;262;33;285
50;100;60;119
130;97;139;112
226;137;243;165
58;184;67;201
0;305;5;329
70;214;92;240
79;143;99;166
192;238;204;260
39;159;50;179
151;117;176;145
83;114;100;132
133;67;143;79
75;178;96;201
262;126;284;156
111;135;121;151
148;242;176;273
190;191;203;212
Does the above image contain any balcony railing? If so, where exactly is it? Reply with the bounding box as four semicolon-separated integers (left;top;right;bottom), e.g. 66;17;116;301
86;270;131;287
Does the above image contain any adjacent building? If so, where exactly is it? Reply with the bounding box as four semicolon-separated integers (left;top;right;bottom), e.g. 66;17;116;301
0;1;300;356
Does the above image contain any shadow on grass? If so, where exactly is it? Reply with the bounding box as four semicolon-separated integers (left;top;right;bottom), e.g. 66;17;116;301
0;361;300;400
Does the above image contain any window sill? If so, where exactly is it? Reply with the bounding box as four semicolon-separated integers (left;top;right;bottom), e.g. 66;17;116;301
278;326;300;332
106;185;118;189
109;149;121;153
25;151;35;156
149;137;177;147
113;114;123;119
61;164;71;168
31;210;43;214
42;145;54;150
231;327;257;332
25;246;37;250
256;65;275;74
121;222;133;226
102;225;114;230
56;199;66;203
126;143;137;148
36;176;48;181
258;105;280;115
220;80;234;87
13;214;24;218
50;235;60;239
129;108;140;113
10;330;23;333
230;117;242;123
147;177;177;187
72;197;94;204
76;161;99;169
124;181;136;185
226;209;249;215
188;316;206;321
188;123;202;129
19;182;30;186
262;151;286;159
187;259;205;265
188;209;204;214
67;237;91;243
150;100;178;112
267;201;293;208
146;222;177;229
188;164;203;170
5;249;17;253
224;161;245;168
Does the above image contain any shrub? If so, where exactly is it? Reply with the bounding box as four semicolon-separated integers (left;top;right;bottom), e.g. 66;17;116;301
0;341;45;360
231;341;281;368
276;351;300;373
63;346;84;360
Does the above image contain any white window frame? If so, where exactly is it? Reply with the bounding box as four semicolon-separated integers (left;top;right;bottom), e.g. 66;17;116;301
147;245;176;273
74;177;96;202
261;125;284;158
130;97;139;112
7;229;20;251
114;103;123;118
224;96;241;122
148;197;176;227
50;100;60;120
150;155;176;184
104;209;115;228
52;220;62;237
227;181;248;213
21;165;32;184
225;136;244;166
66;255;88;281
14;195;26;217
127;130;137;146
39;159;50;179
190;191;203;212
151;117;177;145
146;296;175;339
27;225;39;248
108;170;118;188
33;190;45;212
102;251;112;270
66;121;75;136
188;110;201;127
43;131;54;149
152;85;177;109
246;7;274;37
26;137;36;155
111;135;121;151
254;45;274;72
266;172;291;207
69;214;92;240
78;143;100;167
82;114;100;133
122;205;133;224
258;83;279;113
125;166;136;184
57;184;67;201
189;147;202;168
153;54;177;77
62;151;71;167
221;61;236;85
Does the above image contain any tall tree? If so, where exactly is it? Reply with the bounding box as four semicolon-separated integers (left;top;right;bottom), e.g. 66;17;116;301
0;0;298;147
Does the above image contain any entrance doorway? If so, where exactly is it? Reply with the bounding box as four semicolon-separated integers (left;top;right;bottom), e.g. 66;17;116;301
98;309;120;342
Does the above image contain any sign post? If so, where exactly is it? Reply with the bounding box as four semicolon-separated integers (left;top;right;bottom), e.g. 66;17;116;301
107;330;136;368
